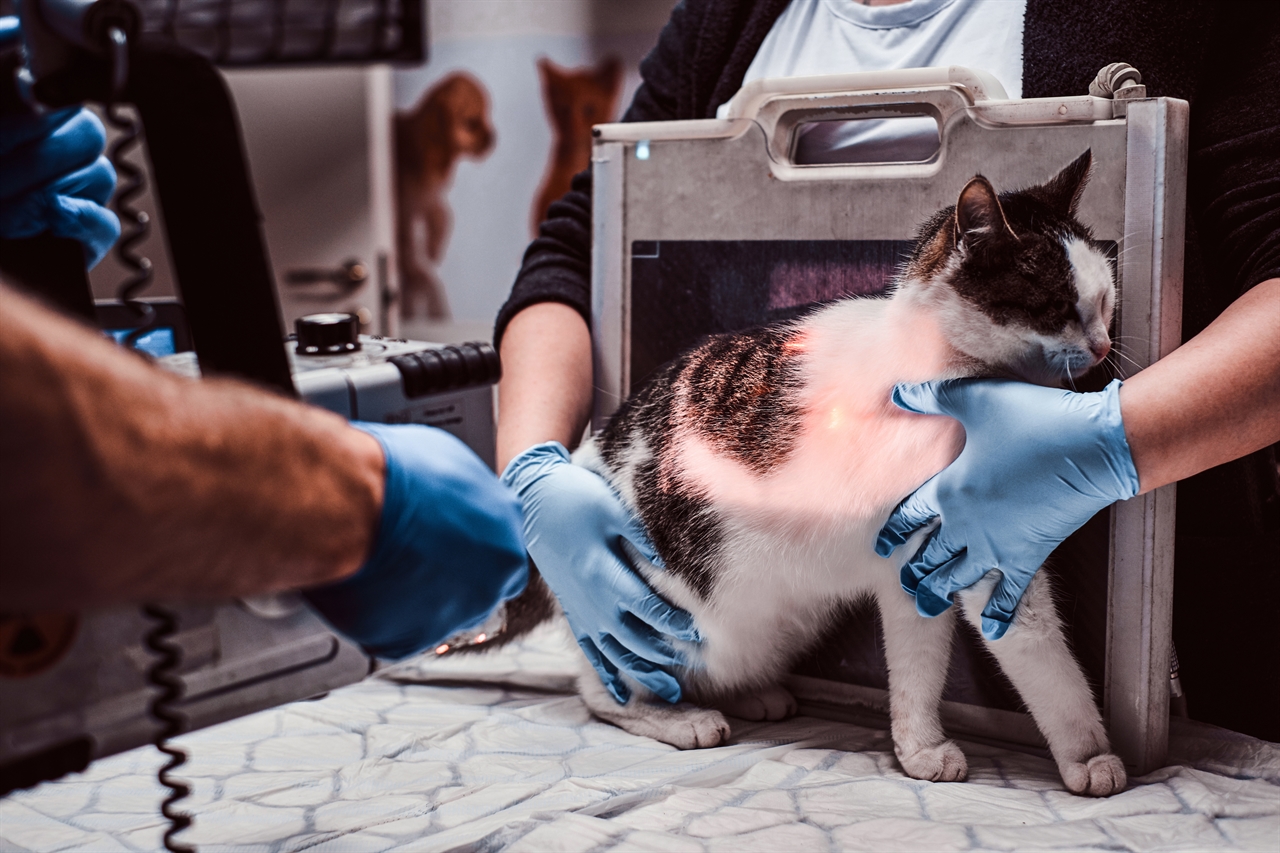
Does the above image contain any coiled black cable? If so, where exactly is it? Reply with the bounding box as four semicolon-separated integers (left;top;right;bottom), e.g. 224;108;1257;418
103;25;194;852
105;26;156;351
142;604;195;853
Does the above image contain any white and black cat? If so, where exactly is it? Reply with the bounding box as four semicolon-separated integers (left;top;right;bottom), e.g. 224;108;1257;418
492;151;1127;797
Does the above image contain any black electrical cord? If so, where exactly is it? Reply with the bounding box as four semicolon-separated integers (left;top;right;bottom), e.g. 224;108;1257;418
105;26;156;351
103;25;194;853
142;604;195;853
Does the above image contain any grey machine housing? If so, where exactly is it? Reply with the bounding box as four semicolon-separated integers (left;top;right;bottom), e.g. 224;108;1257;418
590;67;1185;774
0;333;500;794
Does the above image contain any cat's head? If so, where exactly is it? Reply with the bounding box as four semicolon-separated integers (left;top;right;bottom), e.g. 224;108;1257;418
537;57;623;138
908;151;1115;385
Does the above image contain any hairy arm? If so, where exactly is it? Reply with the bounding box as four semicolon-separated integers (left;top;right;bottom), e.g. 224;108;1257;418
0;283;383;612
1122;277;1280;493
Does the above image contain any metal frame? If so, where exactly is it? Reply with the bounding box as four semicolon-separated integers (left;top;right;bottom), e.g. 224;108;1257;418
1106;97;1188;771
590;71;1186;773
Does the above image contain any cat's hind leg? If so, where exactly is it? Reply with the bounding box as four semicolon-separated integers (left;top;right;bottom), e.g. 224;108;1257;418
875;577;968;783
957;571;1126;797
713;684;799;722
576;664;731;750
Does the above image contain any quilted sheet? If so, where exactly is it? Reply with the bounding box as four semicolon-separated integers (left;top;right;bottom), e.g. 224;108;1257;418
2;624;1277;852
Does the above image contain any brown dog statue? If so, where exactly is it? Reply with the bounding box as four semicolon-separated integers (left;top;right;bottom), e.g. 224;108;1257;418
395;72;495;321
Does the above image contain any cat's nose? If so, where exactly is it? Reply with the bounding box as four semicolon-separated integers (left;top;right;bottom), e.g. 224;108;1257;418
1090;339;1112;361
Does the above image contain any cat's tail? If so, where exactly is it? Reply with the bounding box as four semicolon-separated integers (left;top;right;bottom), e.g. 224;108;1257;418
438;562;559;656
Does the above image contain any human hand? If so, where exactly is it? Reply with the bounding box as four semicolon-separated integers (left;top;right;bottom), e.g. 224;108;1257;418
303;423;528;660
0;19;119;268
876;378;1139;640
502;441;700;704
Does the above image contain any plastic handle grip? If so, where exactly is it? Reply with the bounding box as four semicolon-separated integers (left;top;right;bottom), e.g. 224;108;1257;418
723;66;1009;120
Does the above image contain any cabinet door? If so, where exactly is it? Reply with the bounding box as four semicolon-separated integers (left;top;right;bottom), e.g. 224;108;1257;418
90;67;396;337
227;66;396;335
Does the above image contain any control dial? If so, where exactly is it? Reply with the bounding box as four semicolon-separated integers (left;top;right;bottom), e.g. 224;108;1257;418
296;313;361;355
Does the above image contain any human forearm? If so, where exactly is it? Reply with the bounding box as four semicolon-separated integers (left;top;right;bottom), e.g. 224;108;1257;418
1120;278;1280;494
0;284;383;611
496;302;594;471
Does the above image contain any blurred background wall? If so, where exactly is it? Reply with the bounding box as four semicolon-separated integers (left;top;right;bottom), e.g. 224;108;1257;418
396;0;679;342
86;0;678;343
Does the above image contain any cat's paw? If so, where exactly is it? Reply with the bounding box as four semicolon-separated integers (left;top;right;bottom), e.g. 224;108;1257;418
715;686;798;721
897;740;968;782
657;707;732;750
1060;753;1127;797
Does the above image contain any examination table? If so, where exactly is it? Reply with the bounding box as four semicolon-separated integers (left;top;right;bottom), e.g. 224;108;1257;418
1;624;1276;852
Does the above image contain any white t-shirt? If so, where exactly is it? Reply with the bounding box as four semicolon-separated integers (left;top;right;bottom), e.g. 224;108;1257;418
716;0;1027;163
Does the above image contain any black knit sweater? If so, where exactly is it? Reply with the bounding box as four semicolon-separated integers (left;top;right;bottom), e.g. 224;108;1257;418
496;0;1280;738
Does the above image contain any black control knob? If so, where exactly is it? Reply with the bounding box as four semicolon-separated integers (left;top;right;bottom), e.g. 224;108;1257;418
295;313;361;355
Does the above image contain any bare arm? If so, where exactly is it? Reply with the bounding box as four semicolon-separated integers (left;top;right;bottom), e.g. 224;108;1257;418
496;302;594;471
0;283;384;612
1122;278;1280;493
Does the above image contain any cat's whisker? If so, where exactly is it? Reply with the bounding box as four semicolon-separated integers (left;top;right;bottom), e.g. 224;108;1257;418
1106;336;1152;375
1109;349;1146;373
1102;354;1125;381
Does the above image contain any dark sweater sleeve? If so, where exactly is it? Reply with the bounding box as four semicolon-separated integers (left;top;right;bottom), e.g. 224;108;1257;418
492;3;689;347
1187;4;1280;301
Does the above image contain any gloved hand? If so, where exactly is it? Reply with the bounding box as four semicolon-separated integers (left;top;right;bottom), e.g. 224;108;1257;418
876;378;1139;640
0;18;119;268
303;423;528;660
502;441;700;704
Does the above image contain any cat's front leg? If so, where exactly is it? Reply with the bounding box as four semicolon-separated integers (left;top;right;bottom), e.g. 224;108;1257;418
875;572;968;783
957;572;1127;797
576;660;731;749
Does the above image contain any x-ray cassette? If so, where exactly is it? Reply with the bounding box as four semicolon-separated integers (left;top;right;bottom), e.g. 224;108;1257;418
590;67;1186;774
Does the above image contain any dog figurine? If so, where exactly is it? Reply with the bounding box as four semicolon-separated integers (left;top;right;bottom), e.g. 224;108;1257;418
395;72;495;321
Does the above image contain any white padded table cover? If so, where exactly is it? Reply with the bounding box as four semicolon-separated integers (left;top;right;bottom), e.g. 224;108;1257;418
2;624;1276;852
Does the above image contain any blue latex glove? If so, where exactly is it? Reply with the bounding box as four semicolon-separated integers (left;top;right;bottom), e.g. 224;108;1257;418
0;18;120;268
876;378;1139;640
502;441;700;704
303;423;528;660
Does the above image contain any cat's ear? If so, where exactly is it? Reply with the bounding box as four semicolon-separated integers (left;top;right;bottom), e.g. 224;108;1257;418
541;57;570;106
537;57;561;88
1040;150;1092;217
955;175;1015;243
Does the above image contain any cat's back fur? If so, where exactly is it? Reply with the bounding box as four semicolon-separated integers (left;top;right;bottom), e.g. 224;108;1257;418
577;280;967;694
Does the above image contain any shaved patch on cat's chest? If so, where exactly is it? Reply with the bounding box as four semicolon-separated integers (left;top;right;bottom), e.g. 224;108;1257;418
671;327;805;476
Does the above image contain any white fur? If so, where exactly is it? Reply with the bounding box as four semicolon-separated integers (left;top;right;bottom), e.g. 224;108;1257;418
566;240;1125;796
1066;235;1116;359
